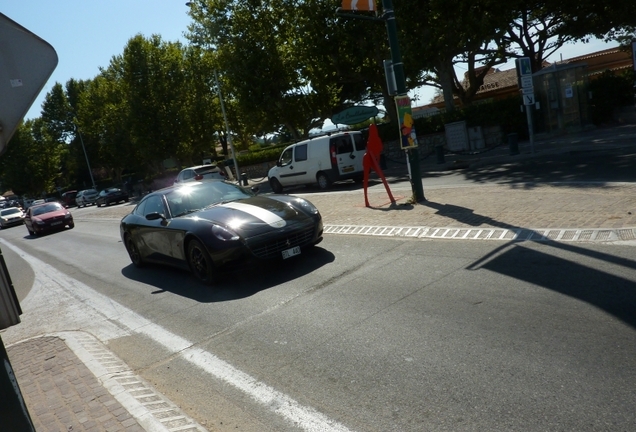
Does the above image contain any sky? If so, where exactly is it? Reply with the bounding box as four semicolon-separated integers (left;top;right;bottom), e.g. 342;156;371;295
3;2;619;122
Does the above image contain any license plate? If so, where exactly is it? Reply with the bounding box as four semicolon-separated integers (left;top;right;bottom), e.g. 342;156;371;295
51;221;63;226
342;165;354;173
282;246;301;259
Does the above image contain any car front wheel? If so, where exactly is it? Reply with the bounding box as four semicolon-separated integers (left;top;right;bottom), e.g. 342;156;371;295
187;239;216;285
125;234;144;267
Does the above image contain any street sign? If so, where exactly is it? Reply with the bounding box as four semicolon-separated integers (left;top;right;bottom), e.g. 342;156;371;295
523;93;535;106
516;57;532;76
341;0;376;11
331;105;379;125
520;75;533;89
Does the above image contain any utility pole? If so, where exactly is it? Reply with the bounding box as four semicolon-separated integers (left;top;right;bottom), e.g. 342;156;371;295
338;0;425;202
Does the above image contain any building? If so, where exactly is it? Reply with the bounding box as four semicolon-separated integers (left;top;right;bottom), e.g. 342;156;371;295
413;46;634;133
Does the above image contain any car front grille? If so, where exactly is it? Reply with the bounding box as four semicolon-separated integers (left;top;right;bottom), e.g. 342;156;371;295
249;226;315;260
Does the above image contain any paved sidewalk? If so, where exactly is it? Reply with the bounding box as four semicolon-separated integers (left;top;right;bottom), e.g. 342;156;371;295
4;124;636;432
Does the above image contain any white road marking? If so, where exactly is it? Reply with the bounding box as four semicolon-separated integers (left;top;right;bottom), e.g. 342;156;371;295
0;239;353;432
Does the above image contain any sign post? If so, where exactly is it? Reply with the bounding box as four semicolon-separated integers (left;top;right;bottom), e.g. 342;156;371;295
516;57;535;153
338;0;425;202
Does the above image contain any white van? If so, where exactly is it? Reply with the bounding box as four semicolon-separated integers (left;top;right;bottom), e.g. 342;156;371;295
268;131;367;193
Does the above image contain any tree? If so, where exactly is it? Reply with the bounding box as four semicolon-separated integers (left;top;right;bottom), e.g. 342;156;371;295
504;1;636;73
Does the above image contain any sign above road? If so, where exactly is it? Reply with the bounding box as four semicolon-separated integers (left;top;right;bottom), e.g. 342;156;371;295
331;105;379;125
341;0;377;11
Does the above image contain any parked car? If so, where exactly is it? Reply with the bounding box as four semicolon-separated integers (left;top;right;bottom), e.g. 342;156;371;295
120;180;323;284
61;190;78;207
0;207;25;228
76;189;99;207
24;202;74;236
267;130;367;193
96;187;129;207
174;164;226;184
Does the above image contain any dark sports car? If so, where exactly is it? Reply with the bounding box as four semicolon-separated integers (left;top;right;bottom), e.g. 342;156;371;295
120;180;323;284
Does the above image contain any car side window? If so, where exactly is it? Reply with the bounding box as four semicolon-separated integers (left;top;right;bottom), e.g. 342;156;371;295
182;169;193;181
142;195;165;217
280;148;293;166
294;144;308;162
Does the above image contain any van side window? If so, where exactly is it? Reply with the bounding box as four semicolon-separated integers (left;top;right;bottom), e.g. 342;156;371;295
280;148;293;166
353;134;366;151
294;144;308;162
332;136;353;154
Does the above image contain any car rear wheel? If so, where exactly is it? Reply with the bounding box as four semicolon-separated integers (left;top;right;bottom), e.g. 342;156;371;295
124;234;144;267
317;172;331;190
269;177;283;194
187;239;216;285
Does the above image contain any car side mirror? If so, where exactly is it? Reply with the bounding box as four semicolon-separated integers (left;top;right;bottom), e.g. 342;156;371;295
276;161;282;167
251;186;260;195
350;153;356;159
146;212;166;221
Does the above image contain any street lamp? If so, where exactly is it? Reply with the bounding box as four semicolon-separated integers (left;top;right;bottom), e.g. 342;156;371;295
185;2;241;184
73;123;96;190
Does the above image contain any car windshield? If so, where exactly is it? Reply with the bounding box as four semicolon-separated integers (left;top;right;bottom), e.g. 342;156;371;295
165;181;253;217
1;208;20;216
32;203;63;216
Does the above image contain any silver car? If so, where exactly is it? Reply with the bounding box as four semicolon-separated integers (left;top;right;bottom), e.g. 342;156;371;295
0;207;25;228
76;189;99;207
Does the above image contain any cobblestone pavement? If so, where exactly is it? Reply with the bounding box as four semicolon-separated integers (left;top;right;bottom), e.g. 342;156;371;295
4;124;636;432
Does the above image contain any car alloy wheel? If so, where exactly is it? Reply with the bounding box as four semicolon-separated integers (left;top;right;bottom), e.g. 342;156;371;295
125;234;144;267
187;239;216;285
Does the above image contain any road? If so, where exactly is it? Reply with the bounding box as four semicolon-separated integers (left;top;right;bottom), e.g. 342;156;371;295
2;151;636;431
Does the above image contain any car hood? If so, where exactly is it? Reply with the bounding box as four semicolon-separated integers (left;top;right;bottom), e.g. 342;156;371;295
190;196;311;233
32;209;69;220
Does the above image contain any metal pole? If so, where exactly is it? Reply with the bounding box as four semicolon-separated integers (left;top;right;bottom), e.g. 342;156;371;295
76;126;96;189
382;0;425;202
214;70;240;184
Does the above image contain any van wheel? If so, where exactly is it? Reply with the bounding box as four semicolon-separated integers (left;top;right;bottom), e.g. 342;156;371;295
317;172;331;190
269;178;283;194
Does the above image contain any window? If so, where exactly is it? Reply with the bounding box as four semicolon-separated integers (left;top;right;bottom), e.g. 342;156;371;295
353;133;366;151
332;136;353;154
280;148;293;166
142;195;165;217
294;144;308;162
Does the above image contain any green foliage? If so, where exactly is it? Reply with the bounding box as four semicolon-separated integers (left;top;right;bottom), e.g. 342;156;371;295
588;70;635;124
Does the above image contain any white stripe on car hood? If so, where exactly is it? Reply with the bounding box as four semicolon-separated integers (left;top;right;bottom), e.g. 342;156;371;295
220;201;287;228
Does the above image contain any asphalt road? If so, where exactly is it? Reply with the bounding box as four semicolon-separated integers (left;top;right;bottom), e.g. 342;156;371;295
1;214;635;431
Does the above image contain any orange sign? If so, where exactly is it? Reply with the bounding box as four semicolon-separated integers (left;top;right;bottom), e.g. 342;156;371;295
341;0;377;11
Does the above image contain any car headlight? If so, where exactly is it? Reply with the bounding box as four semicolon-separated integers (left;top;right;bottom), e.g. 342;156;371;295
293;198;319;215
34;219;45;225
211;224;240;241
64;213;72;219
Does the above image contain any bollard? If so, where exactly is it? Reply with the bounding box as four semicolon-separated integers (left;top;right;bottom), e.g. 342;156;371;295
508;133;519;155
240;172;248;186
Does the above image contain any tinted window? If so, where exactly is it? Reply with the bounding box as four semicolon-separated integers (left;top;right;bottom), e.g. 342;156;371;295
294;144;308;162
331;136;353;154
142;195;165;217
353;133;366;151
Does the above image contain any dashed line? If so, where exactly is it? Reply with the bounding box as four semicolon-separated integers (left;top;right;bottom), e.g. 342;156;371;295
324;225;636;243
